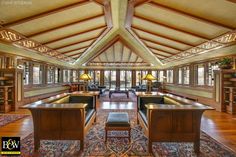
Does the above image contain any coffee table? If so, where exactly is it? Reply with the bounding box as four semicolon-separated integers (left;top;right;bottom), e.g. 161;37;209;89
109;88;129;98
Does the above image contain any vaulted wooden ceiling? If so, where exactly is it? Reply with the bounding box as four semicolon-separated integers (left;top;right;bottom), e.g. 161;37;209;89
87;36;149;66
0;0;236;68
130;0;236;64
0;0;112;63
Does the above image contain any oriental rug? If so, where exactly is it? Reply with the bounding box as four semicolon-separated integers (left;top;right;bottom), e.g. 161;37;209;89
20;110;236;157
0;114;29;127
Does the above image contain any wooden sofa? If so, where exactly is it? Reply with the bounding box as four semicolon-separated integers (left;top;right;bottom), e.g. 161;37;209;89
136;92;212;154
22;92;98;152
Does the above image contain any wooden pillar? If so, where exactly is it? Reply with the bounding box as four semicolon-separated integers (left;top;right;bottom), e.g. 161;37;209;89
116;69;120;88
132;70;136;87
100;70;104;86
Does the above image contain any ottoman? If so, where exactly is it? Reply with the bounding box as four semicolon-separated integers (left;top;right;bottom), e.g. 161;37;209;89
105;112;131;142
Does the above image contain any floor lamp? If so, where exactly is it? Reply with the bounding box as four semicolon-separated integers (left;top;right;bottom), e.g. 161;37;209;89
142;73;156;94
79;73;92;92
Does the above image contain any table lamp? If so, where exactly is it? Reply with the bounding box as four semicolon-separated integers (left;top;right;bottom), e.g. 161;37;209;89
79;73;92;92
142;73;156;94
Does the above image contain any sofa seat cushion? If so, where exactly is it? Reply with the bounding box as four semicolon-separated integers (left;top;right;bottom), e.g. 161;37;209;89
85;109;95;125
106;112;130;127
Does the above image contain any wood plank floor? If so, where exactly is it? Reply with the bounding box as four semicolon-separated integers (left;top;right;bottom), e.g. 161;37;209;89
0;101;236;153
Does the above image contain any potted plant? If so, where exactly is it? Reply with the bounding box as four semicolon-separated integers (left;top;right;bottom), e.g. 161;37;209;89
216;57;233;69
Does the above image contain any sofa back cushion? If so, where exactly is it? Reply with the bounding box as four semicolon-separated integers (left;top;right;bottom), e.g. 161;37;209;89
139;96;164;110
164;97;181;105
52;96;69;104
69;96;94;109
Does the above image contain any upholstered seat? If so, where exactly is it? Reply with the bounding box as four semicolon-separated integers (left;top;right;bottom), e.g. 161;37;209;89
106;112;130;127
105;112;131;142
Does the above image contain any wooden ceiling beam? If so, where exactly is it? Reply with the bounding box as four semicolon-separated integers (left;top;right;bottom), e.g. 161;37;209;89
68;52;83;57
3;0;90;27
105;51;109;62
59;45;90;55
154;54;166;59
132;26;195;47
77;27;109;58
134;15;210;40
149;1;235;30
98;56;102;62
86;36;120;63
113;45;115;62
147;46;176;55
152;52;168;57
71;55;82;59
121;44;124;62
104;0;113;28
43;25;106;45
135;55;139;62
141;37;182;51
92;0;105;6
134;0;152;6
128;49;132;63
27;14;104;37
227;0;236;3
91;61;145;63
125;0;135;28
54;37;97;50
92;0;112;27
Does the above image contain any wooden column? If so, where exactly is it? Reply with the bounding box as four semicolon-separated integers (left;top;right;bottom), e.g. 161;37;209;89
116;70;120;88
132;70;136;87
100;70;104;86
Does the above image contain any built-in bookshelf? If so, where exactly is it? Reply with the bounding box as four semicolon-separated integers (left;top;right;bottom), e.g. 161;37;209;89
0;68;23;113
214;69;236;114
0;56;16;69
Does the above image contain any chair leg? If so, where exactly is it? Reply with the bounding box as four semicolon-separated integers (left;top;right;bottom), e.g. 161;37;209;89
194;140;200;154
105;129;107;142
148;140;152;154
129;129;131;142
80;140;84;151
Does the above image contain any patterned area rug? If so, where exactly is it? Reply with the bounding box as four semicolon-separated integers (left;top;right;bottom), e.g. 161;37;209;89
0;114;29;127
20;110;236;157
100;91;137;102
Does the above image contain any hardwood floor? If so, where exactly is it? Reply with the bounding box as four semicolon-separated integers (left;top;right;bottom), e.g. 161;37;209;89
0;100;236;153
